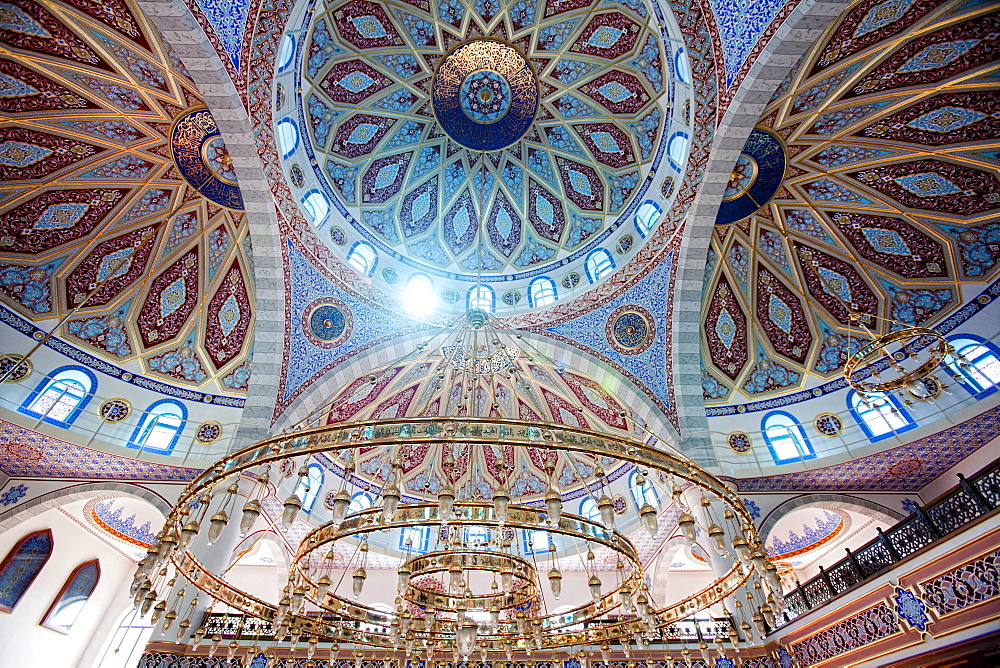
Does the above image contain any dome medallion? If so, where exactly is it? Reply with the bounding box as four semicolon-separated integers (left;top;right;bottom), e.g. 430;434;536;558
432;41;538;151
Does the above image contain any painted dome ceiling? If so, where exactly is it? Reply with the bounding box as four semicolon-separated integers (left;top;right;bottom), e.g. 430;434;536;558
700;1;1000;405
275;0;693;314
303;342;651;503
0;0;254;395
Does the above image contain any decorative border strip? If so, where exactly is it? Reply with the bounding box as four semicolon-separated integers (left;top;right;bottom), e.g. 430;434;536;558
705;277;1000;416
0;305;245;408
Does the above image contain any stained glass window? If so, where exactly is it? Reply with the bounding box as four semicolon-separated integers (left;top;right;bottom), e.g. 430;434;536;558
41;560;100;633
0;529;52;612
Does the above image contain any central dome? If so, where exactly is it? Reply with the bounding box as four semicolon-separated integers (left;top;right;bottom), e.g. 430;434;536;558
277;0;694;315
432;41;538;151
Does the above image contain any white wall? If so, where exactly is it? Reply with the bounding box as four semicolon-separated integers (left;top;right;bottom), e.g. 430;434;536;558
0;505;135;668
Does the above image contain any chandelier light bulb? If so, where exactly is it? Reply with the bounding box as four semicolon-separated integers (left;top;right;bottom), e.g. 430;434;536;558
179;521;200;550
150;600;167;624
601;645;611;664
239;499;261;536
598;494;615;530
588;574;602;601
438;487;456;520
281;495;302;530
545;490;562;526
707;523;726;554
449;564;463;592
158;532;178;560
207;511;229;545
140;590;157;617
457;622;478;657
209;635;223;657
620;583;633;611
731;535;751;563
548;567;562;599
398;562;412;591
316;574;331;599
352;567;367;598
382;484;400;521
275;595;290;627
493;488;510;523
501;565;514;593
678;512;697;544
332;490;351;525
175;618;190;643
639;503;658;537
191;627;206;650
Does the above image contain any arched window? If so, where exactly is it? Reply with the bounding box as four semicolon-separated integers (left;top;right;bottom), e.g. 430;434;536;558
468;284;495;312
668;132;689;170
19;365;95;427
848;391;914;442
522;529;550;555
295;463;325;513
579;497;600;523
301;190;329;225
0;529;52;612
276;118;299;159
585;249;615;282
129;399;187;455
92;606;153;668
399;526;430;553
634;201;662;238
946;335;1000;399
277;34;295;72
528;277;557;308
403;273;436;315
348;491;373;513
41;559;99;633
674;47;690;84
629;470;659;509
347;241;377;276
761;411;815;465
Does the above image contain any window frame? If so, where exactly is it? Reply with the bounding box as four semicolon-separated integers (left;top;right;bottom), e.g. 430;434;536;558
584;249;615;283
467;284;495;312
634;200;662;239
301;189;330;225
399;526;430;553
276;34;296;72
848;391;915;442
761;410;816;465
19;365;96;428
0;529;53;613
628;469;659;509
946;334;1000;399
528;277;558;308
128;399;187;455
347;241;378;276
579;497;600;523
40;559;100;634
276;118;299;159
521;528;551;555
296;463;325;513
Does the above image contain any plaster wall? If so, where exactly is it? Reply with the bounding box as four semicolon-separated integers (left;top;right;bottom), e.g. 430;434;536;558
0;506;135;668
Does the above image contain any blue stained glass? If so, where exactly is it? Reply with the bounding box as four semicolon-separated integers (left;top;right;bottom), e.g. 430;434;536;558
42;560;99;633
0;530;52;611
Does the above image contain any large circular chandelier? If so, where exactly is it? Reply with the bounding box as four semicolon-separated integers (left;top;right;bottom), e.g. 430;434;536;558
135;311;785;665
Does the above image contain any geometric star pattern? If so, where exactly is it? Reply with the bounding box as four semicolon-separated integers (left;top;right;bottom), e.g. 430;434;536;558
0;0;254;396
701;3;1000;403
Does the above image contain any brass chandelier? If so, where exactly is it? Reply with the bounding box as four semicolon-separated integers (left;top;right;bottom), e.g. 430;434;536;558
134;310;785;665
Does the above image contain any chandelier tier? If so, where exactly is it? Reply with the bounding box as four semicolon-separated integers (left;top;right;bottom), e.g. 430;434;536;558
136;312;784;661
